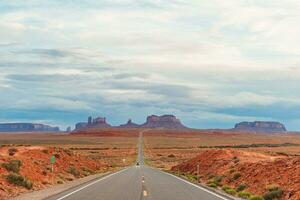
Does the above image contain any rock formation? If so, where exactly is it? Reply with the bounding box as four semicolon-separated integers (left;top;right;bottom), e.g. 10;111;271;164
141;115;187;129
75;116;112;130
74;114;188;130
118;119;140;128
0;123;60;132
234;121;287;133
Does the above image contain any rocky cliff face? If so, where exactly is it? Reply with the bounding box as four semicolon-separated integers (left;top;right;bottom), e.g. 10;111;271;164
0;123;60;132
141;115;187;129
234;121;287;133
118;119;140;128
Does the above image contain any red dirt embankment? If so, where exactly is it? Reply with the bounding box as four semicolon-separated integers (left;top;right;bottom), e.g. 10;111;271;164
0;146;106;199
171;149;300;200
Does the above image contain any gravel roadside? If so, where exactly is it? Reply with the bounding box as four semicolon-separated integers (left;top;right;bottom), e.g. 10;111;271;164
10;170;116;200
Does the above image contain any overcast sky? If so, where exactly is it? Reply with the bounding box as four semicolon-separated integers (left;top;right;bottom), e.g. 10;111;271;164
0;0;300;130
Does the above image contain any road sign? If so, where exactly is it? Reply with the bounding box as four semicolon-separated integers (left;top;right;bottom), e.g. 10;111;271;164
51;155;56;164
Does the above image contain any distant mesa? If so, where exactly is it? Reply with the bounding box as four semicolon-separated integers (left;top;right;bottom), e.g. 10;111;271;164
118;119;140;128
234;121;287;133
75;117;112;130
141;115;187;129
74;114;188;130
0;123;60;132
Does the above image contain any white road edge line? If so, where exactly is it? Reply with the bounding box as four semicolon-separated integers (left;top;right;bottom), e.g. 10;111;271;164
160;170;230;200
55;168;130;200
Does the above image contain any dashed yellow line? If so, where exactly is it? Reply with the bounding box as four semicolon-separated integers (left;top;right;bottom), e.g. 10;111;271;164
143;190;148;197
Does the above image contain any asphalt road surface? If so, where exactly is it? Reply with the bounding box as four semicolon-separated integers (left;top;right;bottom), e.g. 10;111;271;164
46;132;229;200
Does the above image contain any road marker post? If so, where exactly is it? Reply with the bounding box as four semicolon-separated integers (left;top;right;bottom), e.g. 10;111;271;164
197;163;200;181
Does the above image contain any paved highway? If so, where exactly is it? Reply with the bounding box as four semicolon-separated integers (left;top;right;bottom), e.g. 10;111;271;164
46;132;229;200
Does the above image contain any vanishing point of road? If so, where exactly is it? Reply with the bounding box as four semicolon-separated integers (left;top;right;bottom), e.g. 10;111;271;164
46;131;229;200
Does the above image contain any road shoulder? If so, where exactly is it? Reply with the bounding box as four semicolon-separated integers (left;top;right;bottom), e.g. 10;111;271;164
10;170;117;200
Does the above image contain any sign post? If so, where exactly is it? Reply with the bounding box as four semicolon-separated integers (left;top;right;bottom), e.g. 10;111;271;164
51;155;56;184
51;155;56;172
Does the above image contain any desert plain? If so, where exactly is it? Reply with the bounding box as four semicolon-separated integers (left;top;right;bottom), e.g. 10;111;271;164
1;129;300;199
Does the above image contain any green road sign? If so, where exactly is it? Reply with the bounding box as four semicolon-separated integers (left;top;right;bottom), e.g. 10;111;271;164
51;155;56;164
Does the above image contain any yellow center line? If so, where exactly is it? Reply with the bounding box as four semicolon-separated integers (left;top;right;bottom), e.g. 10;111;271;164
143;190;148;197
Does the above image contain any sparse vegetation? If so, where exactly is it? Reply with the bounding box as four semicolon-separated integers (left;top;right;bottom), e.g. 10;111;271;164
225;188;237;195
233;172;241;180
2;160;22;173
7;173;33;189
207;175;222;188
67;167;80;178
238;191;252;199
249;196;264;200
237;183;247;192
8;148;18;156
208;182;217;188
198;143;300;149
264;184;283;200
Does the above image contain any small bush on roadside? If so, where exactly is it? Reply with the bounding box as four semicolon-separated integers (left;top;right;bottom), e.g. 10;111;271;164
264;184;283;200
7;173;33;189
225;188;237;195
222;185;231;191
238;191;252;199
214;176;222;183
237;183;247;192
249;196;264;200
8;148;18;156
233;172;241;180
67;167;80;178
2;160;22;173
208;182;217;188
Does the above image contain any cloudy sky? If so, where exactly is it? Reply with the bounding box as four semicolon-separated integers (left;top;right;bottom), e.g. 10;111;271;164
0;0;300;130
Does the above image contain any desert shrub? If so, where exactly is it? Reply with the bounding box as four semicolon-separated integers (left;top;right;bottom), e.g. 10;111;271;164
238;191;252;199
186;173;197;182
42;171;47;176
208;182;217;188
237;183;247;192
233;156;240;163
225;188;237;195
214;176;222;183
249;196;264;200
57;180;64;184
264;184;283;200
67;167;80;178
168;154;176;158
42;149;49;154
54;153;60;159
64;149;73;156
222;185;231;191
266;184;280;192
2;160;22;173
233;172;241;180
81;167;94;174
8;148;18;156
264;190;283;200
208;175;223;187
208;174;214;179
7;173;33;189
